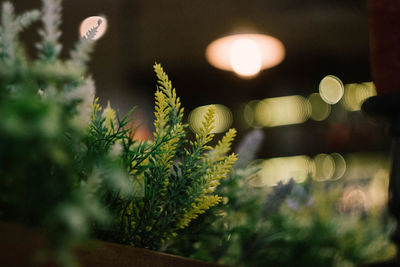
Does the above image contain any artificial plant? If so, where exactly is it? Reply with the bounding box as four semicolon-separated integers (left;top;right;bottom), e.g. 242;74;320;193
93;64;237;249
0;0;237;266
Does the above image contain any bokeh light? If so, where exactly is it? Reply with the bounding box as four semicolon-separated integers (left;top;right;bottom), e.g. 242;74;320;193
229;38;262;77
254;95;311;127
344;153;389;180
189;104;233;134
368;169;389;209
243;100;259;127
250;155;314;187
206;33;285;78
249;153;387;189
330;153;346;180
308;93;331;121
339;186;367;214
319;75;344;104
341;82;377;111
79;16;108;40
313;153;335;181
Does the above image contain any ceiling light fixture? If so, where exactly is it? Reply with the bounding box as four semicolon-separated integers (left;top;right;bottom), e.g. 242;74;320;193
205;33;285;78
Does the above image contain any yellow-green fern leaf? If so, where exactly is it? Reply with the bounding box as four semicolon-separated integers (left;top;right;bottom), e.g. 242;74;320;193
102;100;117;133
153;89;170;140
205;153;237;191
178;195;222;229
207;128;237;163
153;63;183;120
194;105;215;150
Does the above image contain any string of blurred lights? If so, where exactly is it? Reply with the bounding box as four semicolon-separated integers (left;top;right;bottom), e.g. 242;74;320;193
187;78;376;136
236;76;377;129
248;152;389;188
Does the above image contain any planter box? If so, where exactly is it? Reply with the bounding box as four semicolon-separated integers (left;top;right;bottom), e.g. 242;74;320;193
0;221;223;267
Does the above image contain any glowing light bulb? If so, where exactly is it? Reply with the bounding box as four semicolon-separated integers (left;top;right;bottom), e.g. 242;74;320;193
206;34;285;79
229;38;262;77
79;16;108;40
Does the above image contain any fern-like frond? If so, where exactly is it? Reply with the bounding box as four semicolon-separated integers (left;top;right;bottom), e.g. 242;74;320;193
0;3;39;65
63;77;96;129
151;63;187;197
153;90;171;140
16;10;40;31
178;153;237;228
0;2;17;64
205;153;237;190
37;0;62;61
207;128;237;163
102;101;117;134
178;195;222;229
67;18;103;72
196;105;215;149
153;63;184;122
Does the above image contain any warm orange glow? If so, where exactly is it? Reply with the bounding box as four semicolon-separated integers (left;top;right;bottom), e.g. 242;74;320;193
79;16;108;40
206;34;285;77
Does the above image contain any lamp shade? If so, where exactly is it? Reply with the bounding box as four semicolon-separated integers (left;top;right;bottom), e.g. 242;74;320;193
205;33;285;78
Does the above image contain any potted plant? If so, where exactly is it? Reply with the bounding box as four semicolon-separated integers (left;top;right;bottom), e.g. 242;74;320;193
0;1;235;266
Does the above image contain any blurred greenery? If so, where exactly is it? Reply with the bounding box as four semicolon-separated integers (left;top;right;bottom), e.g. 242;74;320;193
0;1;395;267
168;130;396;267
0;1;237;266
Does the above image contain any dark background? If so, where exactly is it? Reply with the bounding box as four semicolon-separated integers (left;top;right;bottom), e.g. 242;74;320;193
15;0;389;159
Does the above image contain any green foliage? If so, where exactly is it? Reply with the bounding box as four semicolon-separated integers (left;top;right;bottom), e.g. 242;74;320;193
0;1;131;266
0;1;237;266
168;130;395;267
94;64;237;249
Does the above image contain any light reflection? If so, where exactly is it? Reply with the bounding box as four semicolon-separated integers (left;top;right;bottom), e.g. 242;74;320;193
243;100;259;127
250;155;314;187
249;153;388;190
189;104;233;134
330;153;346;180
254;95;311;127
308;93;331;121
79;16;108;40
319;75;344;104
313;153;335;181
341;82;377;111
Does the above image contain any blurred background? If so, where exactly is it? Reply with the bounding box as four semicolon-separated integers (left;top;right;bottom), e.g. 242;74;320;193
15;0;390;199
